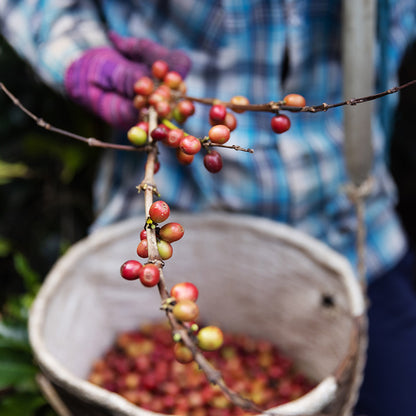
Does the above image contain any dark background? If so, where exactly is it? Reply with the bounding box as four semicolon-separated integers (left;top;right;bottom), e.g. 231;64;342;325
0;36;105;307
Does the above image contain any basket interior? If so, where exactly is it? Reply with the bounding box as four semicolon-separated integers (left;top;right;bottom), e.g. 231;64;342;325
34;213;358;386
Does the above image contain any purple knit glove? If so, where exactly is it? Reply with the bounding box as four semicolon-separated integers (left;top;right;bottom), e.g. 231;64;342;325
64;33;191;130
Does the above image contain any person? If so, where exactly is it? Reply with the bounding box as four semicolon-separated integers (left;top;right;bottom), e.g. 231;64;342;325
1;1;416;415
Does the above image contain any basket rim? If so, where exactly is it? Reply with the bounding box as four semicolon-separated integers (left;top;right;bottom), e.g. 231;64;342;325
28;212;365;415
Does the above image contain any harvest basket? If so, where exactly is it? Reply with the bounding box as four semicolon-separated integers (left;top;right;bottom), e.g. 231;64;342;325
29;212;366;416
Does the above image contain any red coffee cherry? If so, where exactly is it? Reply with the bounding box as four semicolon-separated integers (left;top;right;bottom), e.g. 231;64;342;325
149;200;170;223
159;222;184;243
133;76;154;96
136;239;149;258
271;114;291;134
120;260;143;280
164;129;184;148
151;124;170;142
176;100;195;118
139;229;147;241
152;60;169;80
179;136;201;155
139;264;160;287
163;71;183;89
203;151;223;173
208;125;230;144
224;112;237;131
170;282;199;302
176;148;194;165
209;104;227;124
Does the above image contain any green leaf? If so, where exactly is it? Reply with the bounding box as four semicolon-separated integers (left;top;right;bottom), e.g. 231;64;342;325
13;253;40;294
0;238;12;257
0;392;47;416
0;159;29;185
0;348;37;390
0;321;30;352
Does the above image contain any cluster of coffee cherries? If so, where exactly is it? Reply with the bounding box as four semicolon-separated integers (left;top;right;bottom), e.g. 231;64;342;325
120;200;182;287
270;93;306;134
126;59;247;174
169;281;224;363
120;200;224;363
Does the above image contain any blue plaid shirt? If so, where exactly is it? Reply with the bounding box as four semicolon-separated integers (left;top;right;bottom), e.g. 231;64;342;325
1;0;415;281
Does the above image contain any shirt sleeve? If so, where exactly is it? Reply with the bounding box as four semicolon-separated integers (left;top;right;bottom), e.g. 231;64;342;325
0;0;110;90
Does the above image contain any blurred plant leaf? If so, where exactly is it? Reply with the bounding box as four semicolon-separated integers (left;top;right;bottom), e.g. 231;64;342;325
0;321;29;348
0;159;29;184
0;347;37;390
23;134;89;183
13;252;41;295
0;238;12;257
0;392;49;416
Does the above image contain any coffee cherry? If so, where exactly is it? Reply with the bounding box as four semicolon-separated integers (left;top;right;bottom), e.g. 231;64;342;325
152;60;169;80
172;106;187;124
170;282;199;302
151;124;170;142
283;93;306;108
155;100;172;118
172;299;199;322
176;148;194;165
149;200;170;223
120;260;143;280
230;95;250;113
136;121;149;133
148;92;165;107
176;100;195;118
133;94;147;109
203;151;223;173
154;160;161;174
173;343;194;364
164;71;183;89
159;222;184;243
164;128;184;148
197;326;224;351
179;135;201;155
139;229;147;241
155;85;172;100
208;125;230;144
157;239;173;260
134;76;154;96
224;112;237;131
209;104;227;124
271;114;291;134
127;126;147;146
139;264;160;287
136;239;148;258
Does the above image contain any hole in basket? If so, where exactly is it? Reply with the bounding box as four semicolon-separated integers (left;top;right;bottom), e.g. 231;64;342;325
321;293;335;308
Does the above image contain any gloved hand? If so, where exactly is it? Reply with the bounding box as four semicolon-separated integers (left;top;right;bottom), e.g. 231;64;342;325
64;32;191;130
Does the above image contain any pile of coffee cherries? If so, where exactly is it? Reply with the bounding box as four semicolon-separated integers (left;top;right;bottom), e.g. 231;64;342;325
88;321;315;415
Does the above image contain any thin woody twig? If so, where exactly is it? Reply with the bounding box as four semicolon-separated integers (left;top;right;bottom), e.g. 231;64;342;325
184;79;416;114
0;81;146;152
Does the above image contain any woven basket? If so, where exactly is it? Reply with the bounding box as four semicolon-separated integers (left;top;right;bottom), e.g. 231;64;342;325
29;212;366;416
